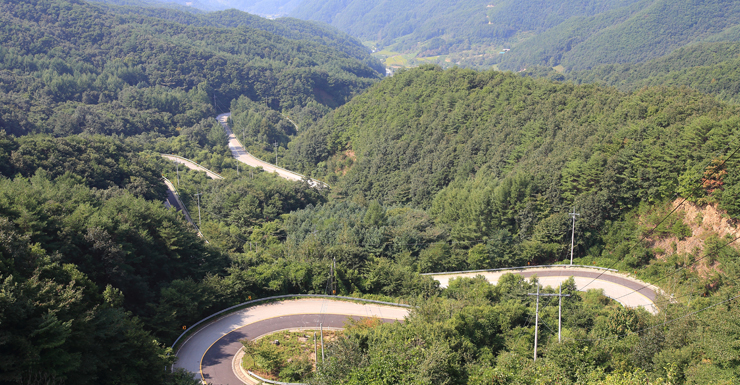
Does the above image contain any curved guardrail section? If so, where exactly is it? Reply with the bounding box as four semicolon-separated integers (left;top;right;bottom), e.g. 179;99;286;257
161;153;224;180
171;294;410;350
420;264;619;276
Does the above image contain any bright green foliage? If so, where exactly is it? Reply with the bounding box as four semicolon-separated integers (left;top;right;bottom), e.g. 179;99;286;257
501;0;740;71
291;66;740;265
569;42;740;103
312;275;740;384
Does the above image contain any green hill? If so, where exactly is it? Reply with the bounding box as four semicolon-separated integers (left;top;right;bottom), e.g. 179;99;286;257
567;42;740;102
0;0;381;137
89;3;382;72
290;65;740;253
290;0;641;66
500;0;740;71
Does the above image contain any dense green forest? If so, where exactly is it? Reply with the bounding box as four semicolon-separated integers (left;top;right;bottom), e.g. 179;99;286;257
0;0;381;137
289;65;740;276
290;0;641;53
499;0;740;71
566;42;740;103
3;0;740;384
90;1;383;72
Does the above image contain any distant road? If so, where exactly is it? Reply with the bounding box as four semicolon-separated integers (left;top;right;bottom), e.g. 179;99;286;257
161;154;224;180
217;113;324;187
163;177;204;239
174;298;408;384
427;266;660;314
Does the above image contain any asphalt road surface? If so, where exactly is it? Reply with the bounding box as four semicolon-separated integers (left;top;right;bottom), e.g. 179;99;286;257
429;266;660;313
217;113;316;185
175;299;409;384
161;154;224;180
202;314;399;385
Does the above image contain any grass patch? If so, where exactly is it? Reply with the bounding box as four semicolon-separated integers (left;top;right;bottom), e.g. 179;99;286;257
242;329;342;382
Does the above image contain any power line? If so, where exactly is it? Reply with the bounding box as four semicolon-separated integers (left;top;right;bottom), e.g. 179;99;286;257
570;290;740;342
578;142;740;292
528;284;570;361
611;234;740;304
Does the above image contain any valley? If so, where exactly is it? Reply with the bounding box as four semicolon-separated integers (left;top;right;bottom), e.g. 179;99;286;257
2;0;740;384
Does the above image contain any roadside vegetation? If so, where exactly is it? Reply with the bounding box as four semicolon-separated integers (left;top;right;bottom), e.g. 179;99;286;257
242;329;342;382
2;0;740;384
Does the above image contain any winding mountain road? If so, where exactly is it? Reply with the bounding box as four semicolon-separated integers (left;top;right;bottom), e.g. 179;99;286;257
427;266;660;314
169;115;663;384
217;113;323;187
175;267;660;384
161;154;224;180
174;298;408;385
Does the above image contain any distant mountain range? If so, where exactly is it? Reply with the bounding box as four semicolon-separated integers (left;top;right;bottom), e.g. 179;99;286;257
90;0;303;16
90;0;740;74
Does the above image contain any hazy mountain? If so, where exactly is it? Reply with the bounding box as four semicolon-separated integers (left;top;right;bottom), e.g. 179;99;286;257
499;0;740;71
90;0;304;16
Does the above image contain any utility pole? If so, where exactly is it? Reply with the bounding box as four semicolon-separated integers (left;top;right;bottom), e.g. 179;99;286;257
528;283;571;361
273;141;278;166
176;163;179;187
314;332;318;364
332;256;336;295
529;284;540;362
569;208;580;265
320;323;325;363
194;191;203;228
558;283;570;342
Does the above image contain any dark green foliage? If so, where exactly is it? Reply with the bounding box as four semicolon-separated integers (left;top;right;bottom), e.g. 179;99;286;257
0;171;225;314
290;66;740;265
0;0;381;137
0;212;179;385
3;134;166;200
91;3;383;73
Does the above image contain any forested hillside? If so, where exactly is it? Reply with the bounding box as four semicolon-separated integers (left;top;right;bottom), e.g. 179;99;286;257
290;0;642;67
500;0;740;71
4;0;740;384
274;65;740;383
0;0;381;137
90;2;383;72
290;65;740;264
567;42;740;103
0;133;217;384
291;0;640;49
289;0;740;74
